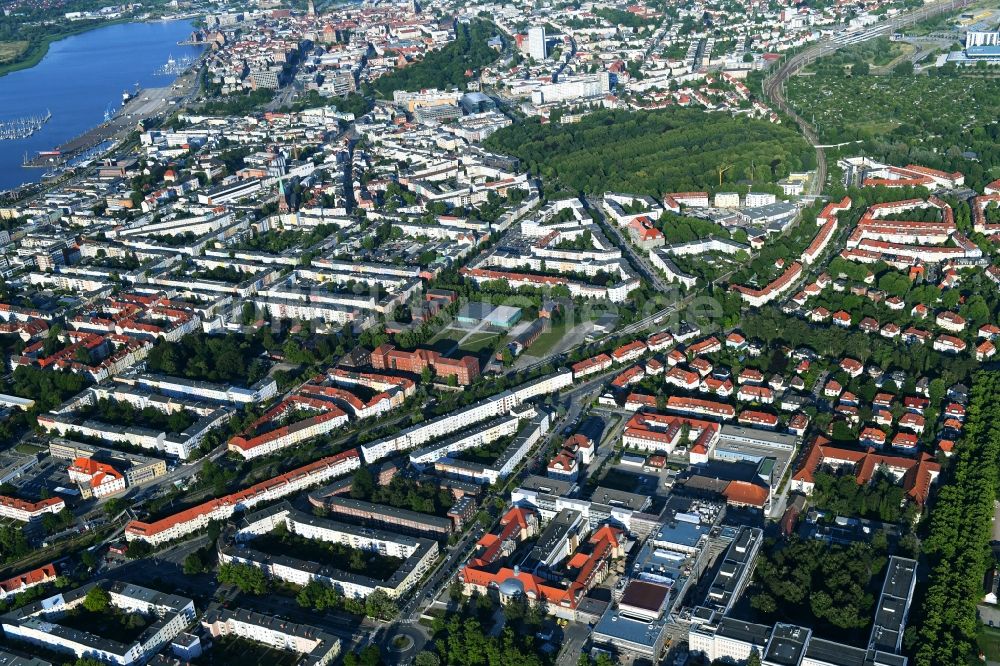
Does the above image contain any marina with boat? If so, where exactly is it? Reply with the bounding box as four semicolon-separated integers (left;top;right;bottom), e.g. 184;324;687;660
0;18;204;192
155;54;195;76
0;111;52;141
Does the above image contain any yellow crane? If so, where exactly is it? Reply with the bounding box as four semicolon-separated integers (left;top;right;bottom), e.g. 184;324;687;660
717;163;733;187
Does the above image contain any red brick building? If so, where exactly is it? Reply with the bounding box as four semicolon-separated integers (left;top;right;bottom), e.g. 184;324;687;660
370;344;480;385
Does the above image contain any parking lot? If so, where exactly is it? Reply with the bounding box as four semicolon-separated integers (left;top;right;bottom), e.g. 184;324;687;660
11;456;73;501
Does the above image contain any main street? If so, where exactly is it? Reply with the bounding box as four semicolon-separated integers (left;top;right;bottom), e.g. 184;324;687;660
368;375;610;661
584;195;670;293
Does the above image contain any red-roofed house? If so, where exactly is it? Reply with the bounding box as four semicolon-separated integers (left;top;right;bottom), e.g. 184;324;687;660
791;436;939;505
572;354;612;379
67;458;126;498
0;563;57;600
933;335;967;354
899;413;925;434
840;358;863;377
612;341;648;364
665;367;700;390
737;384;774;405
0;495;65;523
788;413;810;436
936;311;966;332
723;480;770;510
686;336;722;358
891;432;919;454
738;410;778;429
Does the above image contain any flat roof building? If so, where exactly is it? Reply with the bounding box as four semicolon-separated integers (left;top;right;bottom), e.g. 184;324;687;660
201;607;340;666
689;556;918;666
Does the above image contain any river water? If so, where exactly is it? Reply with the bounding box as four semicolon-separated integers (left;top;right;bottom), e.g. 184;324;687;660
0;19;203;191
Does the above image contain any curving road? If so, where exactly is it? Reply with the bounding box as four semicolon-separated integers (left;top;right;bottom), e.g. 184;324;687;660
762;0;972;196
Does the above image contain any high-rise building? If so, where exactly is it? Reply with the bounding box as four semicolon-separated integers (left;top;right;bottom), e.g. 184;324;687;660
528;26;547;61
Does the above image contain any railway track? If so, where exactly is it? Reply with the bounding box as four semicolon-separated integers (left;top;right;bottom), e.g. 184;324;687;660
761;0;972;196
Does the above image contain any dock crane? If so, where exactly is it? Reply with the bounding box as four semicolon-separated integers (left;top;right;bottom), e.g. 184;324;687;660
717;163;733;187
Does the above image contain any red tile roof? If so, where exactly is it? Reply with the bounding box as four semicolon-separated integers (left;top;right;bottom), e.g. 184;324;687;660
0;563;57;594
723;480;768;507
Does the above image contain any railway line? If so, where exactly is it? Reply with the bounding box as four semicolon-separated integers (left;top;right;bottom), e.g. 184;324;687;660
761;0;972;195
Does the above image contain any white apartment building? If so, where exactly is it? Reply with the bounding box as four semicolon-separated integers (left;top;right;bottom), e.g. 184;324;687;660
528;26;547;60
201;608;341;665
0;495;65;523
38;398;231;460
1;582;195;666
745;192;777;207
649;250;698;288
130;373;279;405
530;73;610;105
361;370;573;462
409;414;521;466
967;30;1000;47
714;192;740;208
432;410;551;485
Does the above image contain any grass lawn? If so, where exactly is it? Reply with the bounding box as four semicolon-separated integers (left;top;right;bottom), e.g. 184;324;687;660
595;468;644;493
978;624;1000;663
427;327;465;353
205;636;302;666
15;442;45;455
0;41;28;64
458;332;501;354
528;320;570;357
870;42;913;67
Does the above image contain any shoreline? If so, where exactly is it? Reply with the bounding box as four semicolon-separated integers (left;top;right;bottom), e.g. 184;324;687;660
0;18;204;196
0;14;199;80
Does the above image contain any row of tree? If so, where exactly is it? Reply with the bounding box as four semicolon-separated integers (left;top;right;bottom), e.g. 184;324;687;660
294;580;397;619
913;370;1000;664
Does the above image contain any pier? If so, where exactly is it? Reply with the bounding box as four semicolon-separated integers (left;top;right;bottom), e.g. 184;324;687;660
23;59;202;169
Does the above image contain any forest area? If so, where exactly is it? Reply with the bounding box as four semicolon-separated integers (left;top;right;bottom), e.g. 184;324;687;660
373;20;503;97
749;537;888;639
484;108;816;197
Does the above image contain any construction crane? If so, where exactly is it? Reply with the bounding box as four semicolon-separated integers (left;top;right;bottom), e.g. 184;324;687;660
717;163;733;187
